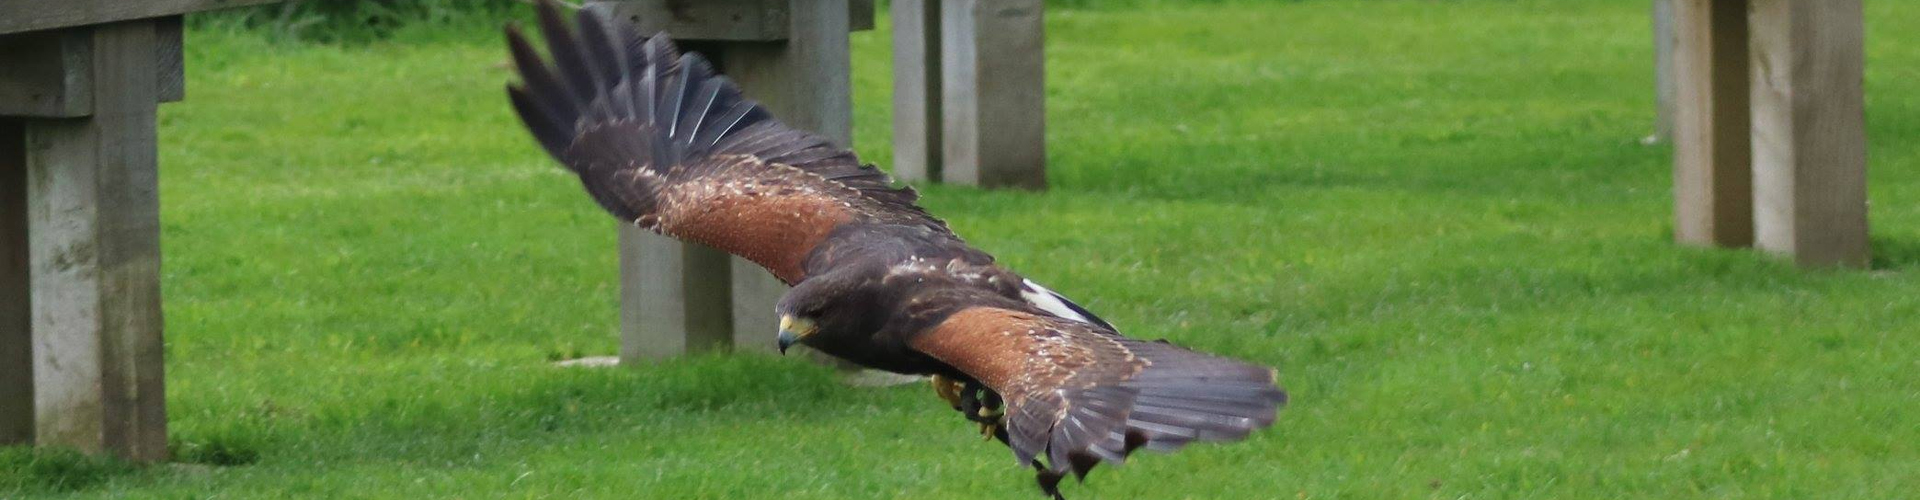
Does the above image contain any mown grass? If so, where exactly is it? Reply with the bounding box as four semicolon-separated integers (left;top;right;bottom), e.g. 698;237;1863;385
7;0;1920;498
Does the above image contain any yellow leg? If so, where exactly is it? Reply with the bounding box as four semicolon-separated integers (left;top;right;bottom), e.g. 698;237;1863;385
931;374;966;409
977;406;1005;440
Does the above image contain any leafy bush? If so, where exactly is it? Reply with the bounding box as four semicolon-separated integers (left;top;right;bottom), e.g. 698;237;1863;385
191;0;530;43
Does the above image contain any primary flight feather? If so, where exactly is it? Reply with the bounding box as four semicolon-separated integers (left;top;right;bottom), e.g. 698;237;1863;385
504;2;1286;497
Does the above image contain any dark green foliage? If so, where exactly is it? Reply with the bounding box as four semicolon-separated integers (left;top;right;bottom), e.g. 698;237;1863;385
190;0;529;43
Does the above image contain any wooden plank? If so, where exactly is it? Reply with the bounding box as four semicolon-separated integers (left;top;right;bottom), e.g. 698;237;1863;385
1651;0;1677;143
1670;0;1751;248
155;16;184;103
942;0;1047;190
0;0;279;35
0;30;92;118
619;227;733;361
890;0;942;183
850;0;875;32
588;0;789;42
589;0;869;41
0;119;29;446
23;20;167;461
1;19;181;116
1749;0;1869;267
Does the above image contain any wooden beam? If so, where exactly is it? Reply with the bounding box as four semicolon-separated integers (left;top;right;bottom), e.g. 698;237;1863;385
589;0;790;42
156;16;185;103
0;30;92;118
22;20;167;461
1749;0;1868;267
3;19;186;117
941;0;1047;190
1671;0;1752;248
589;0;872;41
0;0;280;35
890;0;942;183
850;0;875;32
0;119;29;446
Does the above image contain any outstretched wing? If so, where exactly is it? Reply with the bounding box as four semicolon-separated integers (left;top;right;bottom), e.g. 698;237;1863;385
911;307;1287;486
505;1;941;284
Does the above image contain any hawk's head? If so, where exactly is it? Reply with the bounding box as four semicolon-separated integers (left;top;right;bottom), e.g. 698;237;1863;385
772;266;883;355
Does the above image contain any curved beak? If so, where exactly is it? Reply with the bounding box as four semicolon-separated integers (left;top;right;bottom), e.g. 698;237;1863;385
777;315;816;355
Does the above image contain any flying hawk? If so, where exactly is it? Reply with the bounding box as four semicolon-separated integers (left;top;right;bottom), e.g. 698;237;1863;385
504;2;1286;497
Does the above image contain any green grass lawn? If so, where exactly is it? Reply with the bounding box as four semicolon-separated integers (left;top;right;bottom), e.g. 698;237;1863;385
7;0;1920;498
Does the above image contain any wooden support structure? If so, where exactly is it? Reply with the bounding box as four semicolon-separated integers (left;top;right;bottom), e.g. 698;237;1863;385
893;0;1047;190
588;0;870;361
1748;0;1868;267
22;20;169;460
890;0;942;183
1;0;279;460
1662;0;1869;267
1670;0;1753;249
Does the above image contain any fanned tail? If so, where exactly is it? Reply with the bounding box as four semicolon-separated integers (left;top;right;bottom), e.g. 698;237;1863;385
1023;340;1286;497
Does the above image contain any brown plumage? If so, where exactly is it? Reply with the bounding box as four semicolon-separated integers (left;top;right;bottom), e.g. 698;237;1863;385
505;2;1286;497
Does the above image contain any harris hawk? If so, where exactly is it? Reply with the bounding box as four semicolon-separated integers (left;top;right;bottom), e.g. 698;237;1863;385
504;2;1286;497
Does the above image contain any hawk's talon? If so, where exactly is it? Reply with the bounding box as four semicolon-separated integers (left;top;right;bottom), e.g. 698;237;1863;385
940;377;1008;439
931;374;966;410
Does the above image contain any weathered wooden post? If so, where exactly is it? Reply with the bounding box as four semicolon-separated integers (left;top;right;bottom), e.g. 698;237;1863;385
1663;0;1869;268
1670;0;1753;250
893;0;1047;190
584;0;874;361
0;0;279;460
1747;0;1868;267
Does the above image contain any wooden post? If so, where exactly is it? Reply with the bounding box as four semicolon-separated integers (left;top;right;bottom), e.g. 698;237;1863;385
1671;0;1752;248
19;20;168;461
891;0;941;183
592;0;863;359
1748;0;1869;267
1651;0;1678;144
2;0;277;460
941;0;1046;190
619;231;734;360
1;119;29;446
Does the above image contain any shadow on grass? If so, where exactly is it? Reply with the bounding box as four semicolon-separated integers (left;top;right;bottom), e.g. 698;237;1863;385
1871;237;1920;270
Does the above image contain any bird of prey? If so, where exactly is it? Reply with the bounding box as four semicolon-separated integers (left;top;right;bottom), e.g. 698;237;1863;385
504;2;1286;497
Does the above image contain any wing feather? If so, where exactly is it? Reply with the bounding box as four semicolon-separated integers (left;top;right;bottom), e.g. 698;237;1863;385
505;1;941;283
